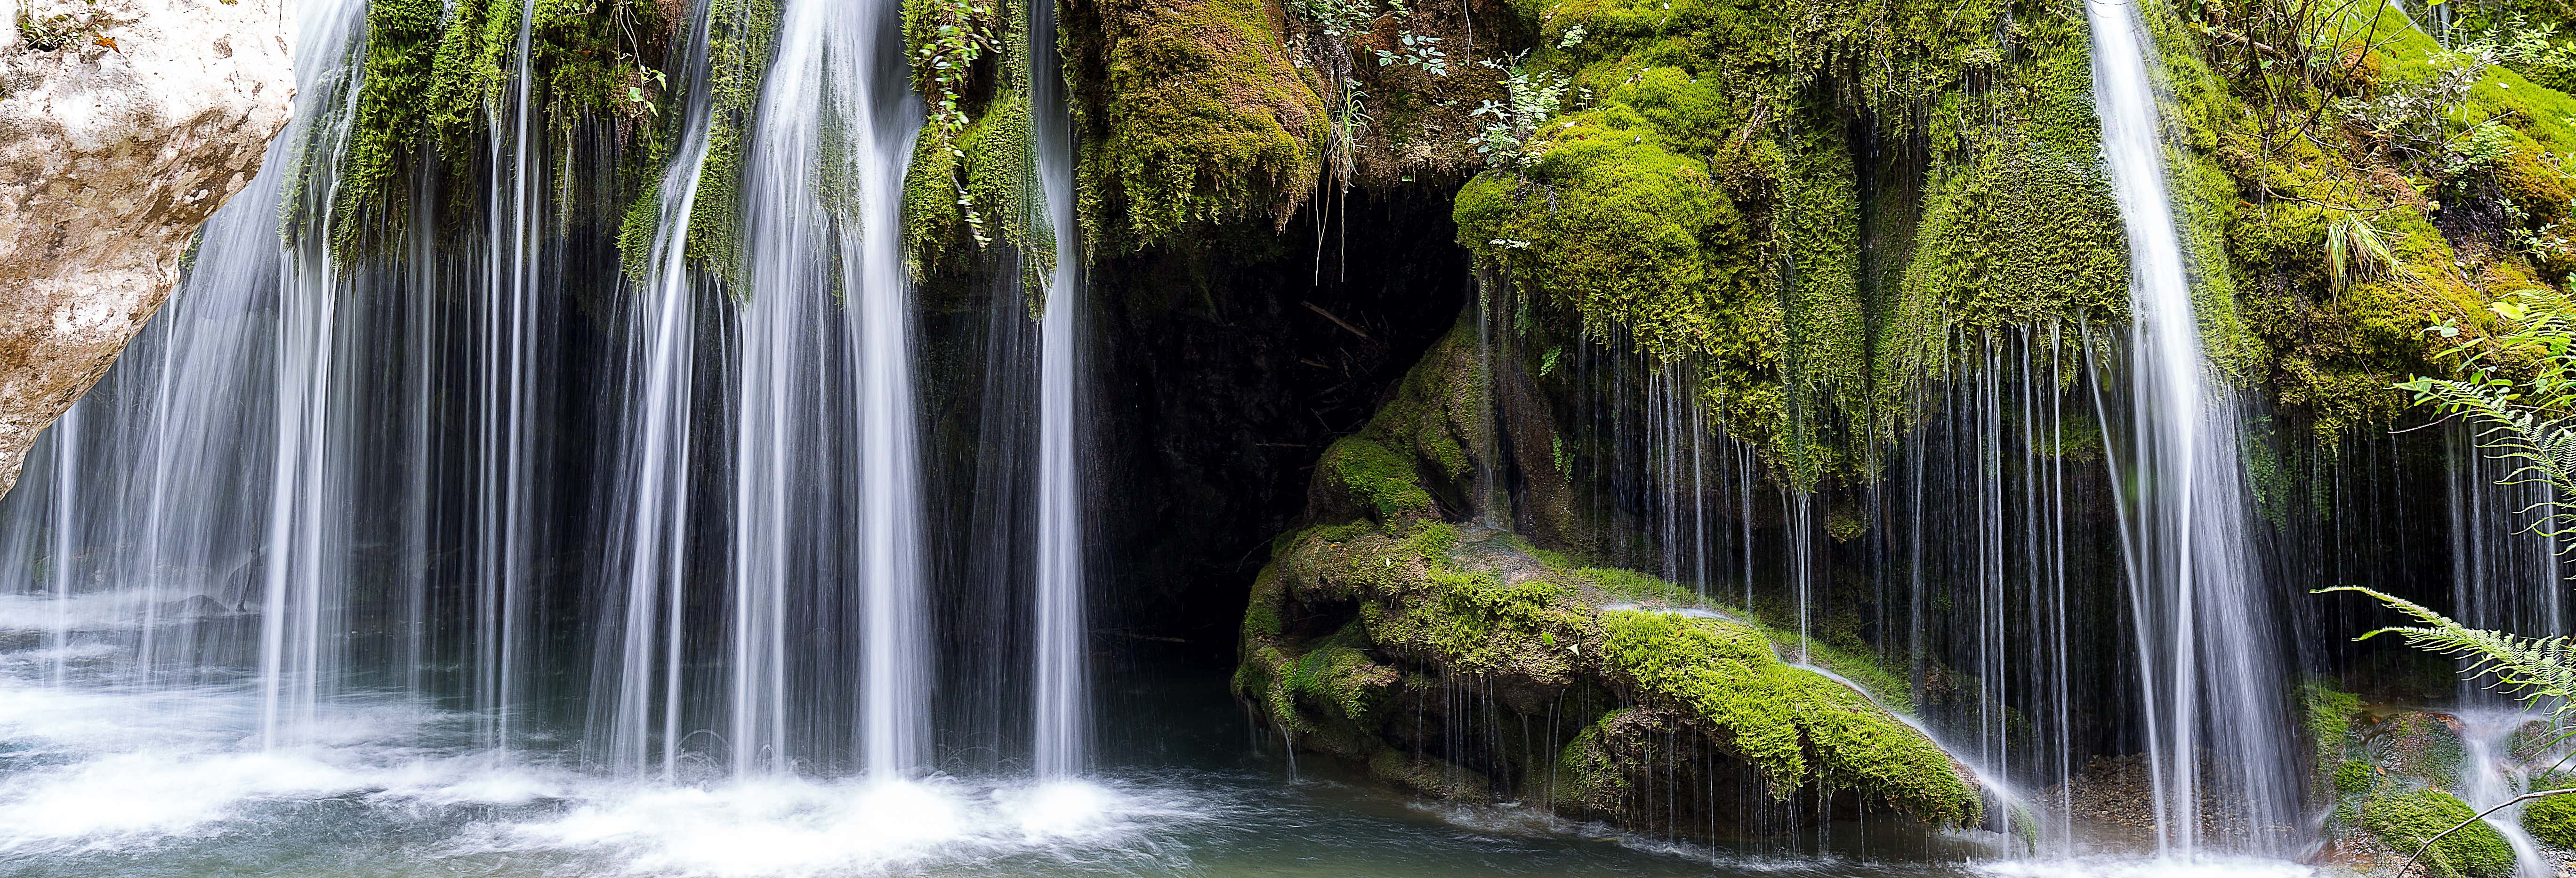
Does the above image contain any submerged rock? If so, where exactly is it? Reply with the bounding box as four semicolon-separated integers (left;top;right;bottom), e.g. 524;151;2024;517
0;0;292;494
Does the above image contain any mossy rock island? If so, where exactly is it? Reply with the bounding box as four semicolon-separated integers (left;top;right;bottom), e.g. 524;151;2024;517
1232;312;1986;838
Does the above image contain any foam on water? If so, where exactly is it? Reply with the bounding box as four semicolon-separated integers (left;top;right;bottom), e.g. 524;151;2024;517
0;592;170;634
1977;855;2316;878
478;775;1201;877
0;665;1208;874
0;678;355;854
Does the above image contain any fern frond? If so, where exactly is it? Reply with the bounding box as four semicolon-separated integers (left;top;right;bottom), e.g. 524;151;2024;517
2319;587;2576;727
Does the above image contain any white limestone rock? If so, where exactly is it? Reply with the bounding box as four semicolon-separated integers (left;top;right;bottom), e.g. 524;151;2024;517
0;0;294;493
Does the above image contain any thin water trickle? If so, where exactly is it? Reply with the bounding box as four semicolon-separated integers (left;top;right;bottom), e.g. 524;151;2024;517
1031;0;1091;779
43;406;76;688
2447;428;2569;709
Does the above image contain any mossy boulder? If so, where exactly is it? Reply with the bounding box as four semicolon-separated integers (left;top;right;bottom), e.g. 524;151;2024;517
2363;710;2471;786
2359;788;2517;878
2525;784;2576;850
1301;318;1496;528
1234;519;1984;834
1596;609;1982;826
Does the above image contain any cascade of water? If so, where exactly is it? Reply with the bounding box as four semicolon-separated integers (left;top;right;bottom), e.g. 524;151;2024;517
256;4;378;746
470;0;549;754
89;135;298;687
1030;0;1091;779
724;0;925;777
400;171;437;702
591;0;725;779
843;11;931;779
2086;0;2298;854
2456;710;2554;878
0;0;370;736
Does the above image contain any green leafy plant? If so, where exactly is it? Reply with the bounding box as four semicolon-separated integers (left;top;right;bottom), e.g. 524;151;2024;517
15;2;104;52
909;0;1000;247
1469;56;1565;169
2453;14;2576;76
1374;31;1447;76
1287;0;1370;38
2325;209;2401;290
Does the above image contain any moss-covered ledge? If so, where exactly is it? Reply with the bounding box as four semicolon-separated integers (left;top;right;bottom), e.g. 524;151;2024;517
1233;516;1986;834
1066;0;1329;256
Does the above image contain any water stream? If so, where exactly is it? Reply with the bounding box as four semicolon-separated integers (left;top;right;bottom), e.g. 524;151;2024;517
1030;0;1092;779
2456;710;2554;878
2084;0;2299;855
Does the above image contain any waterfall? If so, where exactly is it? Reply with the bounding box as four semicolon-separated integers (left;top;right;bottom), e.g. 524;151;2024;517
2085;0;2298;854
1030;0;1093;779
471;0;548;754
593;0;724;779
257;0;376;749
841;0;933;782
725;0;927;777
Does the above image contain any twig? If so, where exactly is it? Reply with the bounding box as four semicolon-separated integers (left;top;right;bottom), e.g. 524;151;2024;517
1302;300;1372;339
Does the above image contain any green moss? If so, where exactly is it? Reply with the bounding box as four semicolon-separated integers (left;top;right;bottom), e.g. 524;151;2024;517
1454;113;1762;369
1284;639;1399;725
618;184;666;282
1238;518;1985;830
1597;609;1981;826
2360;788;2517;878
2335;760;2377;797
2372;711;2471;785
1573;565;1699;605
1778;104;1868;482
2300;677;2364;785
1320;436;1435;524
2526;783;2576;850
686;0;786;288
327;0;446;256
1551;708;1645;814
958;92;1046;279
1299;320;1493;524
1447;0;2150;487
309;0;658;260
1079;0;1328;254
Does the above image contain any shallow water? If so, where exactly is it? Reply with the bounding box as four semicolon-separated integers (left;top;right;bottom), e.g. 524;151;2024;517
0;609;2327;878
